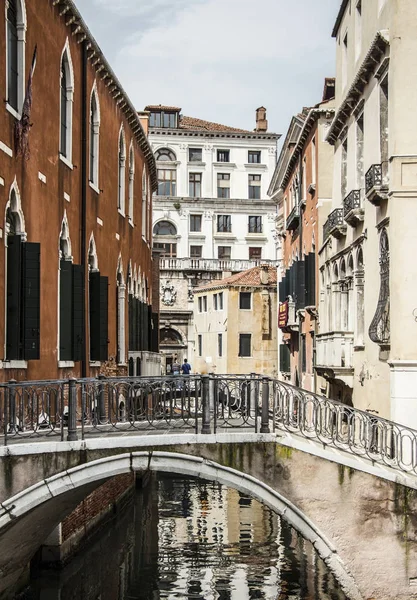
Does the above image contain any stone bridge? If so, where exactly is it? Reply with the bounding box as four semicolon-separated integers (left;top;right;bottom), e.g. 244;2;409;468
1;375;417;600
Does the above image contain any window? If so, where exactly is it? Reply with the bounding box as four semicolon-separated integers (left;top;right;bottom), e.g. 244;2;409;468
189;148;202;162
6;0;25;113
60;46;74;160
190;245;202;258
248;174;261;199
218;246;231;259
239;334;251;357
128;144;135;223
214;294;218;310
155;242;177;257
155;148;176;163
356;113;364;188
89;271;109;362
89;86;100;187
311;137;316;185
150;111;177;128
341;138;348;200
198;297;202;313
248;151;261;164
217;215;231;233
218;333;223;357
198;334;202;356
355;1;362;60
342;32;348;90
203;296;207;312
118;128;126;213
153;221;177;236
190;214;202;232
142;167;147;238
249;247;262;260
219;292;224;310
248;216;262;234
189;173;202;197
301;334;307;373
239;292;252;310
217;173;230;198
217;150;230;162
157;169;176;196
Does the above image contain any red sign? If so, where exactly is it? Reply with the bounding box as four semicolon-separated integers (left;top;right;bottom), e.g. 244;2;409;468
278;301;288;329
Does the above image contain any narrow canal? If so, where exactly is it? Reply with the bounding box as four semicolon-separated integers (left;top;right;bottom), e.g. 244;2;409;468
17;475;349;599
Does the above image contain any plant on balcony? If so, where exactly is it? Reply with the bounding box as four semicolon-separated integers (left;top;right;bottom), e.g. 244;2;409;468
173;201;181;211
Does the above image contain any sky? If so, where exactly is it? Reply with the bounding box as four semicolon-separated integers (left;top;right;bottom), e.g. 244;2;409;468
79;0;339;138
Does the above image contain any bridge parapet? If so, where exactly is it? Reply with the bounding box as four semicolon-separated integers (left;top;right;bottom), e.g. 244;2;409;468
0;374;416;477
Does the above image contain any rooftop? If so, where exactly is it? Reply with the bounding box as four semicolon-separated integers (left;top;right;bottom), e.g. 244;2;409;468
196;265;277;292
179;115;250;133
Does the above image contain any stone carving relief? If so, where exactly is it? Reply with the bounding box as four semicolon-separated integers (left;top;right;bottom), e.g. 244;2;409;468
161;281;177;306
204;211;214;220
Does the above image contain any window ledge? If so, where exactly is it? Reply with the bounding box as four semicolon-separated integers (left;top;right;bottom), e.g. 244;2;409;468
128;218;134;227
59;154;73;170
90;361;101;367
213;162;237;168
58;360;75;368
188;161;206;167
89;181;100;195
244;163;267;169
189;233;205;238
6;103;21;120
3;360;28;369
245;234;266;240
118;208;125;218
214;233;236;239
117;362;128;367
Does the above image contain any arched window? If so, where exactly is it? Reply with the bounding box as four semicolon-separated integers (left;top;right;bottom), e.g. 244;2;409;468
88;235;108;362
118;127;126;214
142;166;147;238
6;0;26;113
155;148;177;196
89;84;100;187
60;43;74;161
153;221;177;236
355;247;365;346
332;263;340;331
116;257;126;365
128;143;135;224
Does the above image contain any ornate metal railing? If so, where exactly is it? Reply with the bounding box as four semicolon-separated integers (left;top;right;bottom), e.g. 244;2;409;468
343;189;361;216
365;163;383;194
323;208;345;241
1;375;417;476
286;205;300;231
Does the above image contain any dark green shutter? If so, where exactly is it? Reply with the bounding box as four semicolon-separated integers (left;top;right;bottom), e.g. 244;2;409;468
6;235;22;360
90;271;101;360
59;260;72;361
128;294;133;351
279;344;290;373
22;242;40;360
72;264;84;361
99;276;108;361
137;299;142;351
306;253;316;307
148;305;152;351
152;312;159;352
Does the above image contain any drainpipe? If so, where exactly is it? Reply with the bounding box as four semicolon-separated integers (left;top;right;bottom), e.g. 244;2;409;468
81;41;87;378
297;153;304;385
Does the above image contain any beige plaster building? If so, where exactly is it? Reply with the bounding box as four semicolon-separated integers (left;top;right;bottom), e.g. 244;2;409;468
193;265;277;376
318;0;417;424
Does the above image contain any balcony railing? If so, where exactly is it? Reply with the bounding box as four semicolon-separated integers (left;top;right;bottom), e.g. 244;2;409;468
286;205;300;232
315;332;354;382
323;208;347;241
158;257;279;272
343;189;364;226
365;164;388;206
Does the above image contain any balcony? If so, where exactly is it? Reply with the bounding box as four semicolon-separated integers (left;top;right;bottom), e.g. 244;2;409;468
323;208;347;241
286;205;300;232
158;257;279;272
315;332;354;386
343;189;364;227
365;164;388;206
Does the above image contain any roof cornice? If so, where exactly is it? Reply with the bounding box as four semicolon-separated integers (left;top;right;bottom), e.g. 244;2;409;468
52;0;157;191
327;31;389;145
149;128;280;141
332;0;349;38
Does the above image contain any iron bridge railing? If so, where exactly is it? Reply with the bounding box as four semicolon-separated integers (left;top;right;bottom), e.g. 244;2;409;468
1;375;417;476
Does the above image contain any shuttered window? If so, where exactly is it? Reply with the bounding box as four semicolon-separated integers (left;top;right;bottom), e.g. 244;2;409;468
89;271;108;361
60;262;84;362
7;0;18;110
6;237;40;361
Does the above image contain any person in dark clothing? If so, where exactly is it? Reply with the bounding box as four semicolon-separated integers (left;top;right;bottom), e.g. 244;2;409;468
181;359;191;375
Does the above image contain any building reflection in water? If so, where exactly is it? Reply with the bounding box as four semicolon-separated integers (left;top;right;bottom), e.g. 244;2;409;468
20;475;349;600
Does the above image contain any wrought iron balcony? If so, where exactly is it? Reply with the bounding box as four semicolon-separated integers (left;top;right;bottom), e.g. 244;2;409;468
286;205;300;232
343;189;364;226
365;164;388;206
323;208;347;241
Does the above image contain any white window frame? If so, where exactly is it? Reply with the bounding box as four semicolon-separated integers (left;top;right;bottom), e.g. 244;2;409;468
59;39;74;166
89;82;100;191
117;126;126;215
142;166;147;239
5;0;26;119
128;142;135;225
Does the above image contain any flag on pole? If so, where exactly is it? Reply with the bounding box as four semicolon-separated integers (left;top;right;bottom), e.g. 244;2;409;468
15;45;37;160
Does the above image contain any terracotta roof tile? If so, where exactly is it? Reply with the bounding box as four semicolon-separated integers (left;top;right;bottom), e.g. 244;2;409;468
144;104;181;112
196;266;277;292
179;115;251;134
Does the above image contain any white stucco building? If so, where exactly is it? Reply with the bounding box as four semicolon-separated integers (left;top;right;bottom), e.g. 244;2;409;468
318;0;417;426
144;105;280;372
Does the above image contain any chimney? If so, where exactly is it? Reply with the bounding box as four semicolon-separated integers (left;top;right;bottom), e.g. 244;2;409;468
255;106;268;132
138;110;150;136
260;264;269;285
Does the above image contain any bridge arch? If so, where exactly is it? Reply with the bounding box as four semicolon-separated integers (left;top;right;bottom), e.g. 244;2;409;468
0;451;362;600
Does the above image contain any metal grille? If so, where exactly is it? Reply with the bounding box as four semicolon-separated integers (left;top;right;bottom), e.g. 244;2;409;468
365;163;383;194
369;228;390;346
323;208;344;240
343;189;361;216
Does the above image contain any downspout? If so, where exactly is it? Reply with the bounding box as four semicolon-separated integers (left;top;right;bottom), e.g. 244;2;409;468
81;41;88;378
297;152;304;385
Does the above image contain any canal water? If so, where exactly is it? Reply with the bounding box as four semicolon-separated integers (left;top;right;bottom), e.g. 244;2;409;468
17;475;349;600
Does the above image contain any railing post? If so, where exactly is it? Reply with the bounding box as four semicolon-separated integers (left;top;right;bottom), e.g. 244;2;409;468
67;378;78;442
201;374;211;434
98;374;106;424
8;380;16;435
260;377;270;434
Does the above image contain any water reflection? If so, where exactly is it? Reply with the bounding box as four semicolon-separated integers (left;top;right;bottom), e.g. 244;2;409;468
19;475;349;600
